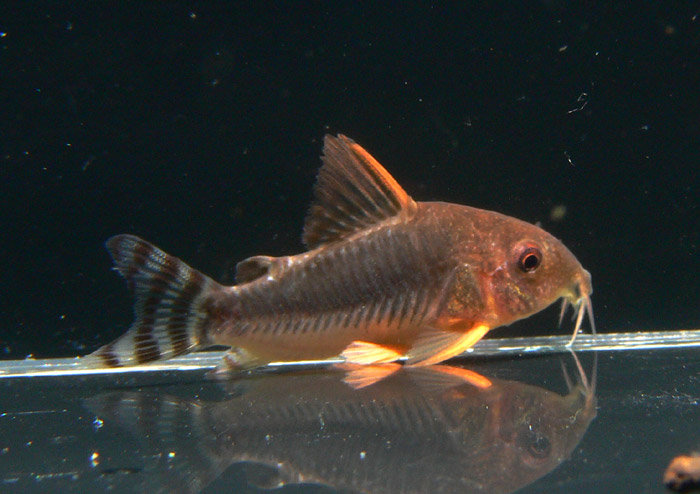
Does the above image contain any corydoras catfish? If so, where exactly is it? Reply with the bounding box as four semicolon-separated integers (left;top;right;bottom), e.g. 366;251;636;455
85;361;597;494
84;134;594;370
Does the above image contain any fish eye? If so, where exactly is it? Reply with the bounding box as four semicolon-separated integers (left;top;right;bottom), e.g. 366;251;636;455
518;246;542;273
526;432;551;458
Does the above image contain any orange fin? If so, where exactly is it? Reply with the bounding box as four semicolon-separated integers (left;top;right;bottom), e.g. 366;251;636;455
337;363;402;390
406;324;490;367
302;134;418;249
341;340;404;365
410;365;492;391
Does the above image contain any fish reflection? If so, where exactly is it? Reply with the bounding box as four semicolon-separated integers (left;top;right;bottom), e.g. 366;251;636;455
86;358;596;494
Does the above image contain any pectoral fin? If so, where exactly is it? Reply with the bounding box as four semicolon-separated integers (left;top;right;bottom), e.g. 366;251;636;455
406;323;490;367
410;365;492;391
341;341;404;365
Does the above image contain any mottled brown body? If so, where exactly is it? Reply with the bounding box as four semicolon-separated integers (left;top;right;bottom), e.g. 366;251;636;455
208;202;584;364
209;205;454;361
86;134;594;369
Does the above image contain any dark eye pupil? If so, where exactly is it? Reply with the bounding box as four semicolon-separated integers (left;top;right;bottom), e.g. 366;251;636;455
518;248;541;272
523;254;538;269
528;434;551;458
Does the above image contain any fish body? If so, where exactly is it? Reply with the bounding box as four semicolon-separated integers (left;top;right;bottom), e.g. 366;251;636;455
85;363;597;493
86;135;594;369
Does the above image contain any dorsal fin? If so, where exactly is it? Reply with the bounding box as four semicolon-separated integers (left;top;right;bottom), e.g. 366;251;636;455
302;134;417;249
235;255;277;284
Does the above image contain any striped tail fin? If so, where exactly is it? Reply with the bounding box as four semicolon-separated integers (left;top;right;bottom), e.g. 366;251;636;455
84;234;222;368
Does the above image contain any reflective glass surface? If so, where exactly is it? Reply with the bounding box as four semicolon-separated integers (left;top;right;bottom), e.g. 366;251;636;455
2;332;699;493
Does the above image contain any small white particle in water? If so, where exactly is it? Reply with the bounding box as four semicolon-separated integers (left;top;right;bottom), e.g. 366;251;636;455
360;451;366;460
168;451;176;458
90;451;99;467
558;45;568;52
0;33;6;37
82;155;96;171
564;150;575;167
189;12;197;20
93;417;103;430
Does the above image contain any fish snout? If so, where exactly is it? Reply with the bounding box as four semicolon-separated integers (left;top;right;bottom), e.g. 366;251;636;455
572;269;593;301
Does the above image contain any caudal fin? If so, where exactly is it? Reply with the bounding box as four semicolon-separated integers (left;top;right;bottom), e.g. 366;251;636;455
84;234;222;367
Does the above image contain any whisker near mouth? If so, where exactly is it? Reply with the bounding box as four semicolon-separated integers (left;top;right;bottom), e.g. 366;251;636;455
585;295;596;336
565;295;596;347
568;300;586;346
558;298;571;328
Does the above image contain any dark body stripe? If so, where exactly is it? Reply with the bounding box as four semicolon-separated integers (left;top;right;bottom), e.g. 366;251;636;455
225;211;456;357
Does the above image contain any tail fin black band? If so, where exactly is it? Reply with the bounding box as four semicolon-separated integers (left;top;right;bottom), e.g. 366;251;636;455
84;235;219;368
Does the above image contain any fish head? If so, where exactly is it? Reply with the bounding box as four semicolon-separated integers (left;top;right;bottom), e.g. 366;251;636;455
478;215;595;342
478;362;596;483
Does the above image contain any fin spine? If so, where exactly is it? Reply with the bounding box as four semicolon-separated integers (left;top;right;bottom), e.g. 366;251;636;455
302;134;416;249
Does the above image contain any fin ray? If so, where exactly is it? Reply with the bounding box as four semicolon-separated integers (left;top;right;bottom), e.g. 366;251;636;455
83;235;222;368
303;134;417;249
340;340;404;365
406;323;490;367
206;348;268;380
235;255;278;284
410;365;492;391
337;363;402;390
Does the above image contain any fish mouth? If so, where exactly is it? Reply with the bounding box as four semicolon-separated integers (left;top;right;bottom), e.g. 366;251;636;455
558;269;596;346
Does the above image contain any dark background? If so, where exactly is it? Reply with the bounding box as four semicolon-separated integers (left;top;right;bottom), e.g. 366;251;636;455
1;2;698;359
